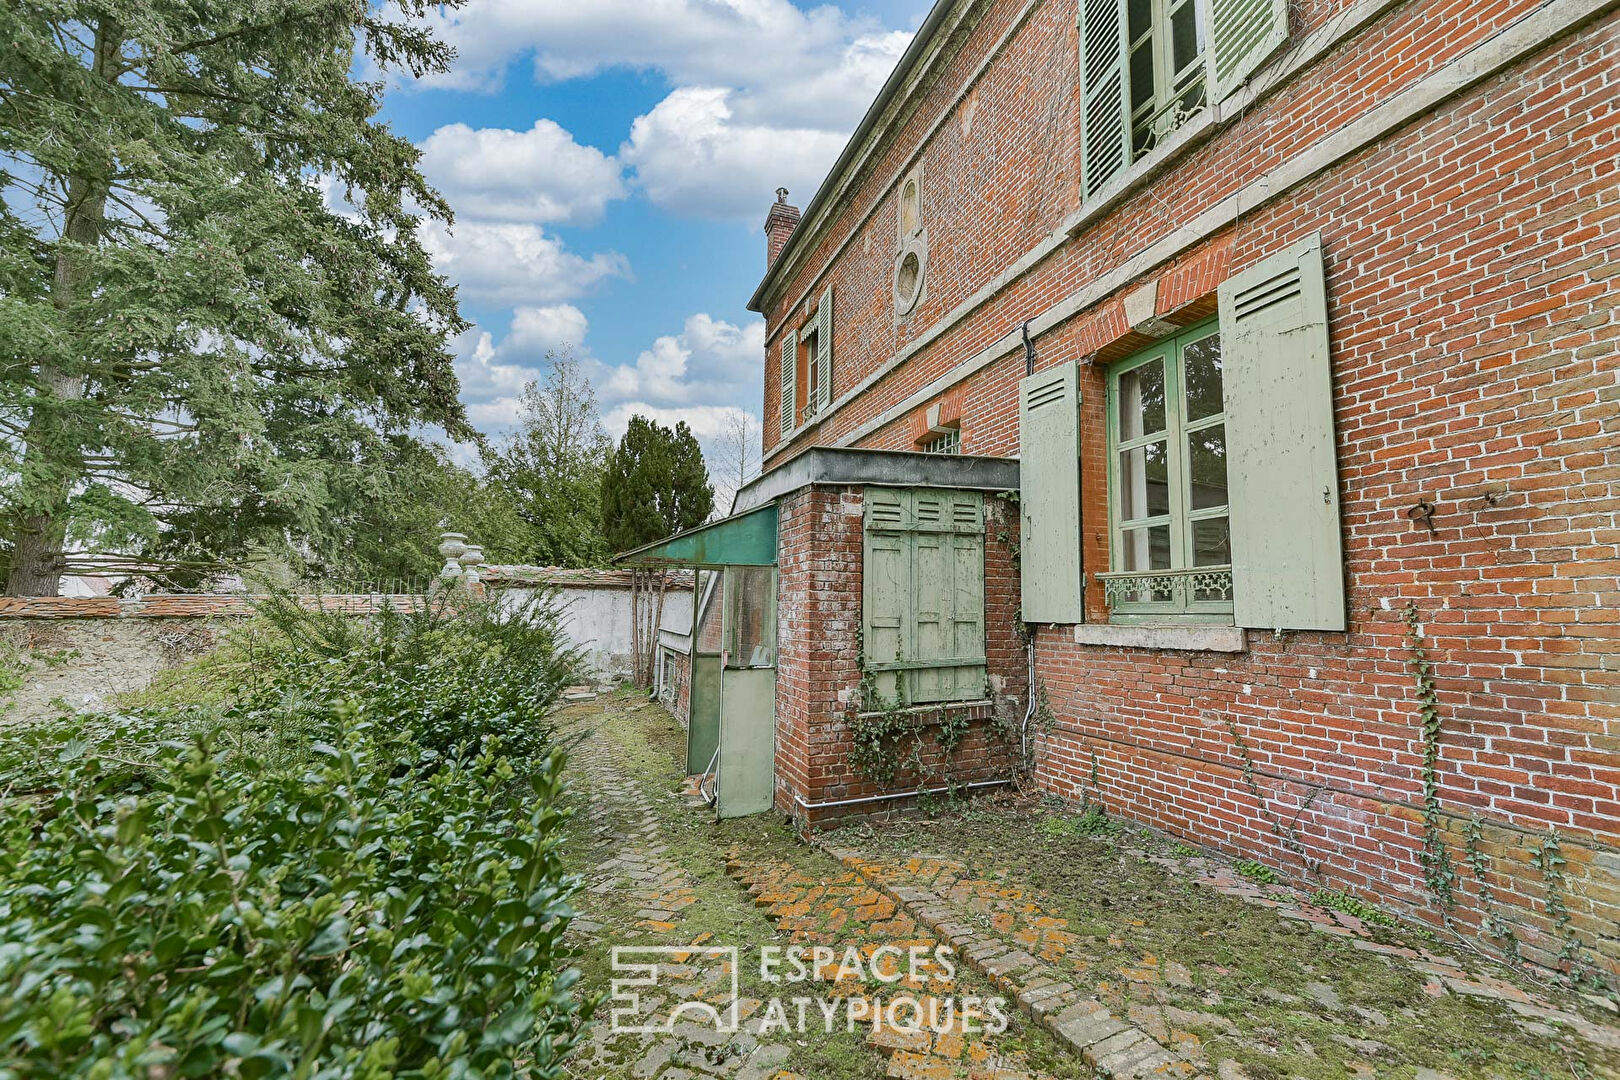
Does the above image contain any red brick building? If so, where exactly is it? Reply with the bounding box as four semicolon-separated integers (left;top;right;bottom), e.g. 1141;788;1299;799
624;0;1619;979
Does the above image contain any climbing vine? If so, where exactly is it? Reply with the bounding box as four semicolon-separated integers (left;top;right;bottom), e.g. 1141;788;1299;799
1221;715;1322;874
1529;827;1587;976
1402;601;1458;916
846;630;995;793
1465;814;1522;967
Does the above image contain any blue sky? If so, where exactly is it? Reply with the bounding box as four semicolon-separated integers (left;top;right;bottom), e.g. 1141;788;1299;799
377;0;933;477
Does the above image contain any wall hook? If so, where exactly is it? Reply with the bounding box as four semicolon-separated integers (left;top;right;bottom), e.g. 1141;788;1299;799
1406;500;1437;536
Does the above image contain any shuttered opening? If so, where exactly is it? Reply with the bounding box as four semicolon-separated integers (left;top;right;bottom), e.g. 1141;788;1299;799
862;488;988;706
1080;0;1131;197
778;329;797;439
1019;362;1085;623
1207;0;1289;100
1218;232;1346;631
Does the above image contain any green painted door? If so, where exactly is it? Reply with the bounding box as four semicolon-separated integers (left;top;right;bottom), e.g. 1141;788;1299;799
716;667;775;818
687;654;722;775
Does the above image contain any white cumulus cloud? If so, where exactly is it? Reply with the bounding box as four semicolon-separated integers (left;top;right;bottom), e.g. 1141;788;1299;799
620;88;852;219
419;220;630;307
597;312;765;406
505;304;591;355
387;0;912;219
419;120;625;225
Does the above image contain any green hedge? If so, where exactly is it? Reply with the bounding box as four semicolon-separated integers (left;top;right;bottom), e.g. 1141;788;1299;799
0;590;591;1078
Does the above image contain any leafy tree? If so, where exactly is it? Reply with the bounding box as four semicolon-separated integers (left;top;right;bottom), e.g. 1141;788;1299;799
1;1;472;595
483;349;612;567
601;416;714;553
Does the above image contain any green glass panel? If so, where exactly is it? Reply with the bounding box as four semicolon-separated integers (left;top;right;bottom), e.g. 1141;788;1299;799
1128;0;1153;43
1117;357;1166;439
1184;332;1224;421
1121;524;1172;572
1119;440;1169;521
1130;46;1155;116
1188;423;1227;510
1192;517;1231;567
1170;0;1200;74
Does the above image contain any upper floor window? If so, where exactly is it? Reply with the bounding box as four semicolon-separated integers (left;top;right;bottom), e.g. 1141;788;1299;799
1128;0;1206;156
1081;0;1289;198
777;285;834;439
1101;321;1232;620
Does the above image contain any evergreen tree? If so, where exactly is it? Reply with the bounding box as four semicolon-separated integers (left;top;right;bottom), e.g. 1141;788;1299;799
601;416;714;553
1;1;471;594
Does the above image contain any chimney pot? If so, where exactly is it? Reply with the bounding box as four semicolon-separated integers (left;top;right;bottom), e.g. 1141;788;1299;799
764;189;801;268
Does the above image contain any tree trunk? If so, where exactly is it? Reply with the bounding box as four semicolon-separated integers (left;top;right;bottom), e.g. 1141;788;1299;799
3;19;119;597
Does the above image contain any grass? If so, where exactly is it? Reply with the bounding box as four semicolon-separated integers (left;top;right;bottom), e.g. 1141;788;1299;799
559;692;1093;1079
836;793;1620;1080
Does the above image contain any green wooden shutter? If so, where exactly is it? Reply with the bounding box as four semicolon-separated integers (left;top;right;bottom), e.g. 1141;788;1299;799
863;488;909;704
946;494;987;701
908;491;986;704
862;488;986;706
815;286;834;414
1218;233;1345;631
1079;0;1130;198
1206;0;1289;101
1018;362;1084;623
778;328;797;439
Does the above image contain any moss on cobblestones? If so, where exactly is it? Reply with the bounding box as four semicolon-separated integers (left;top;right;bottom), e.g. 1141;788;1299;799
837;796;1620;1080
558;694;1090;1079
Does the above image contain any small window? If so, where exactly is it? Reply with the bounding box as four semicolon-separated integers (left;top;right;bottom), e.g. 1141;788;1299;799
1127;0;1206;155
921;428;961;455
1100;320;1232;621
801;326;821;421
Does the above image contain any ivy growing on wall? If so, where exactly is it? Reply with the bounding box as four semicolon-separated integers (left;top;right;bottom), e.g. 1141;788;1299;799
846;629;983;793
1402;601;1458;916
1465;814;1521;967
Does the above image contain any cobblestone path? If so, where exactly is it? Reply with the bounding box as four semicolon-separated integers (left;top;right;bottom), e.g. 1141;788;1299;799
559;700;1091;1080
822;822;1620;1079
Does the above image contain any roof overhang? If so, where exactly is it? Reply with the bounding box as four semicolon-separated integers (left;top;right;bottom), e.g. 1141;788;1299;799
612;504;779;568
734;447;1019;513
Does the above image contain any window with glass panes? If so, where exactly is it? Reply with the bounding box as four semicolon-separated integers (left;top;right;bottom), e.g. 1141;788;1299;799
1102;321;1232;620
1127;0;1206;156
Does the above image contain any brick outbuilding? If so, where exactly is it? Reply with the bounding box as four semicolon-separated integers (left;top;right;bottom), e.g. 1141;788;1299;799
624;0;1620;980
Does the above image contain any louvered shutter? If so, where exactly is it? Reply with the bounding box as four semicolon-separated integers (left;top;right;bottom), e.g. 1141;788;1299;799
947;494;987;701
863;488;909;705
1218;233;1345;631
1206;0;1289;101
815;286;834;414
778;328;797;439
1019;362;1084;623
1079;0;1130;198
862;488;987;706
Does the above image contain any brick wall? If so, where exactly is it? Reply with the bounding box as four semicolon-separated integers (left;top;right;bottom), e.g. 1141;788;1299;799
773;486;1025;827
751;0;1620;977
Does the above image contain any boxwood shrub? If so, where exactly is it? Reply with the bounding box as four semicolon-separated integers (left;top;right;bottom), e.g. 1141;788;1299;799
0;589;591;1078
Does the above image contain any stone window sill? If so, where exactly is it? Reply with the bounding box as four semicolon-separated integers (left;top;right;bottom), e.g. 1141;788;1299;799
855;698;993;722
1071;623;1246;653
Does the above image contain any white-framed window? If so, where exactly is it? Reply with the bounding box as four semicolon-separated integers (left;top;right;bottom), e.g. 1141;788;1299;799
921;428;962;455
1081;0;1288;198
1127;0;1206;156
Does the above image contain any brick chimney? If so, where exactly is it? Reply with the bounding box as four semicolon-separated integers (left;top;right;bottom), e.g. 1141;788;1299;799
764;187;800;268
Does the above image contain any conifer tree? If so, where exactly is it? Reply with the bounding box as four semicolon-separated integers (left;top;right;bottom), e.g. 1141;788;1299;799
1;1;471;594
